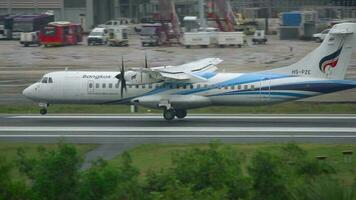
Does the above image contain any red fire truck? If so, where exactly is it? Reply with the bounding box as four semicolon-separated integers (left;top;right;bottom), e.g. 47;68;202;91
40;21;82;46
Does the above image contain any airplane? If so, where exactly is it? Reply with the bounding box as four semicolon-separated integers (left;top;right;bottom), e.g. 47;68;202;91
23;23;356;120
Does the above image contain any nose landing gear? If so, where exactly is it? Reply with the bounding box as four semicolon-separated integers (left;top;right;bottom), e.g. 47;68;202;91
39;103;48;115
40;108;47;115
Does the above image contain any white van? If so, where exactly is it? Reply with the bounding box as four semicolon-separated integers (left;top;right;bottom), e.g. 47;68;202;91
87;27;108;45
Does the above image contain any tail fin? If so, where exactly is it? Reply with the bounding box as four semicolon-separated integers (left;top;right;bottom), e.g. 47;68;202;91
268;23;356;80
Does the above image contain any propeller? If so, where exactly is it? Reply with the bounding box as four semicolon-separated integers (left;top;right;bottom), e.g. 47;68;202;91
144;52;148;69
115;57;127;98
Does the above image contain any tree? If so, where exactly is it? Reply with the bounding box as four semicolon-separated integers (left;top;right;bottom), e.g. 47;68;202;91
248;151;289;200
146;143;250;200
79;158;121;200
17;143;82;200
0;156;30;200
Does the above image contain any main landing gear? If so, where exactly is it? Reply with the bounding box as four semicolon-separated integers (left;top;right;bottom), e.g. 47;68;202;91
163;108;187;121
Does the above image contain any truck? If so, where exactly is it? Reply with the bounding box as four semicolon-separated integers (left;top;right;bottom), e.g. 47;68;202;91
87;27;108;45
13;14;54;46
107;26;129;47
40;21;83;47
140;24;163;46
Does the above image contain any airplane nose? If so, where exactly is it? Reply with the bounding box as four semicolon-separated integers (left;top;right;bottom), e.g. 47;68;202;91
22;86;32;98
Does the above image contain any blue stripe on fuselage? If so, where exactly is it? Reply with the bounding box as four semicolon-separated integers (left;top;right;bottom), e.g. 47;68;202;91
175;73;291;95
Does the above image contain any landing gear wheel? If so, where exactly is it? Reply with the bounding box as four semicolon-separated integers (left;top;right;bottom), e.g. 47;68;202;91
175;109;187;119
163;109;175;121
40;108;47;115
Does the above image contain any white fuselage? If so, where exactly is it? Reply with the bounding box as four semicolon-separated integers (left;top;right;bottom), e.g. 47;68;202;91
23;70;349;110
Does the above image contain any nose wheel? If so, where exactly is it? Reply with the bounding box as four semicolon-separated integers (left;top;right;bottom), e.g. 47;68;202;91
40;108;47;115
39;103;48;115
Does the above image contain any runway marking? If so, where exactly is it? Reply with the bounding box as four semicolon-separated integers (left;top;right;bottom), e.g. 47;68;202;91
0;135;355;138
0;126;355;133
6;115;356;120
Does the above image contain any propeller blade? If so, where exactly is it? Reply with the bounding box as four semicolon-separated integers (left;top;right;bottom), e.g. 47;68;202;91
144;53;148;69
119;56;127;98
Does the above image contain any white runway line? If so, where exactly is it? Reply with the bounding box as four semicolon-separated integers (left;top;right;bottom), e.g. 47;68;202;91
0;126;355;133
7;115;356;120
0;135;355;138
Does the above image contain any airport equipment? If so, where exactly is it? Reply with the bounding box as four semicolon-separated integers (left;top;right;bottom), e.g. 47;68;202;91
20;31;41;47
252;30;267;44
280;11;317;40
151;0;181;45
183;16;200;32
183;32;210;48
40;22;82;47
107;26;129;47
13;14;54;40
87;27;108;45
216;31;245;47
22;23;356;120
140;24;163;46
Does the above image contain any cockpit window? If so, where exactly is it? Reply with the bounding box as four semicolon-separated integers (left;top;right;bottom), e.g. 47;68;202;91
41;77;48;83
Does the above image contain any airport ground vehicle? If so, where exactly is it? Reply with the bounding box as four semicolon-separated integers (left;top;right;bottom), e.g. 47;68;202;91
140;24;163;46
0;15;8;39
87;27;108;45
13;14;54;40
23;23;356;120
313;29;330;42
20;31;41;47
40;22;82;47
107;26;129;46
252;30;267;44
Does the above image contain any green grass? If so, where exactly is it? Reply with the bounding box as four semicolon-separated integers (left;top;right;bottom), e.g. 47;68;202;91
1;102;356;114
111;144;356;184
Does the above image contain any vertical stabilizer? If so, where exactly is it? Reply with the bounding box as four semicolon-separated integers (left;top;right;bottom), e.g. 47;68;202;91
268;23;356;80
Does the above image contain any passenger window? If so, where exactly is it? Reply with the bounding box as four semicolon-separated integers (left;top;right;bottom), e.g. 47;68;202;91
204;84;208;88
109;83;112;88
190;85;193;89
136;85;139;89
244;85;248;90
48;77;53;83
96;83;99;88
89;83;93;88
251;85;255;90
41;77;48;83
238;85;241;90
224;86;228;90
102;83;106;88
142;85;146;89
176;85;180;89
231;86;235;90
183;85;187;89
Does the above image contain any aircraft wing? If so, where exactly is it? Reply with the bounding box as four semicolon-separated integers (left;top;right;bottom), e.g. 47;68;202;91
133;58;222;82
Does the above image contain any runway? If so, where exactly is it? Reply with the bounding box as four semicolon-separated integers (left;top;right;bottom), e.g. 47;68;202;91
0;114;356;144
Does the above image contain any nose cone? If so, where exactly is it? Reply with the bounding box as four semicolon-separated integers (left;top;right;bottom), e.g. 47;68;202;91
23;85;33;99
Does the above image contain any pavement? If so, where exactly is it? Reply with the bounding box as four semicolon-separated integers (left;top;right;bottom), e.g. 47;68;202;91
1;114;355;144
